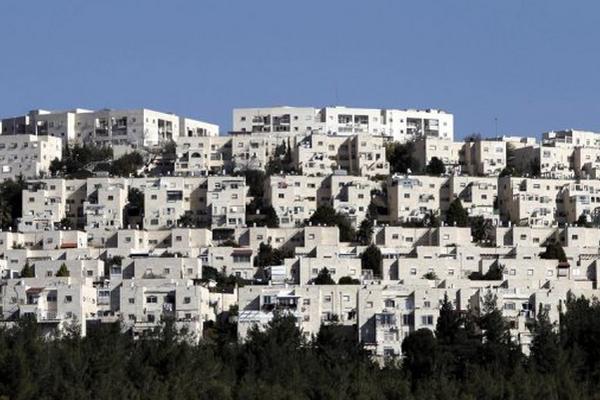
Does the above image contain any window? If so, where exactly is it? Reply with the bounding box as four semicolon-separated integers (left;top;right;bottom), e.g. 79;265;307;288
129;298;135;304
146;295;158;303
65;295;72;303
183;297;191;304
384;299;395;308
303;298;310;306
421;315;434;325
324;295;332;302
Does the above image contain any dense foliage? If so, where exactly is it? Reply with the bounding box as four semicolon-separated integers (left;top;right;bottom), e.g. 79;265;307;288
308;204;355;242
386;141;419;174
50;144;113;177
425;156;446;176
0;177;25;229
445;198;469;227
361;243;382;277
3;293;600;399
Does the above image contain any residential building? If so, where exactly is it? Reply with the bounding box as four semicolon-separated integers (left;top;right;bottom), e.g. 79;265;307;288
0;134;62;180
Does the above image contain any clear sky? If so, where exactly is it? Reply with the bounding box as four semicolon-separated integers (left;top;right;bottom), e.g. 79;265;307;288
1;1;599;138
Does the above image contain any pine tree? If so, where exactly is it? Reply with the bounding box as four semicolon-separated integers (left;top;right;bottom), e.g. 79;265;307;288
530;306;559;373
446;198;469;227
435;294;461;344
56;263;70;277
313;268;335;285
20;262;34;278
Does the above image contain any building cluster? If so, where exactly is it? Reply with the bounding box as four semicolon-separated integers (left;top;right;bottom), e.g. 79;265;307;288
1;105;600;357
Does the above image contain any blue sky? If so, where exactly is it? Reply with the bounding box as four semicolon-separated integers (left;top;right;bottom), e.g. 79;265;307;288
1;1;599;138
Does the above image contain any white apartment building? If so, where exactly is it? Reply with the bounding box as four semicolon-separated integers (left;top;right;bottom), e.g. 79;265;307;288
207;176;246;229
233;106;454;142
387;175;447;223
1;277;97;336
119;278;211;339
1;109;87;142
414;137;463;174
265;175;327;227
496;177;600;226
175;136;232;176
238;284;359;340
83;178;128;230
2;108;218;147
329;175;377;227
0;134;62;180
448;175;499;221
295;133;389;178
462;139;507;176
238;278;591;357
498;177;565;227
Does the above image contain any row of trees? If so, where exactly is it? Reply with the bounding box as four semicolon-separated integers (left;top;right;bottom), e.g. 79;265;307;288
1;292;599;399
50;144;145;178
386;141;446;176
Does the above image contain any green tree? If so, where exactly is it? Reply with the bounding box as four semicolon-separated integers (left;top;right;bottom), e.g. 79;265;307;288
425;156;446;175
20;262;34;278
109;152;144;176
577;214;592;228
124;187;144;228
49;157;63;176
530;306;560;374
0;177;26;230
309;204;356;242
446;198;469;227
499;166;514;177
313;268;335;285
435;294;462;345
386;141;419;174
338;276;360;284
356;218;374;245
58;217;73;229
470;215;492;243
402;329;438;380
56;263;70;277
238;169;266;198
177;212;197;227
259;205;279;228
361;244;382;276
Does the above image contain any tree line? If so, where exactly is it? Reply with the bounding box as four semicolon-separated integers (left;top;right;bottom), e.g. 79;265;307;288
1;291;600;399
